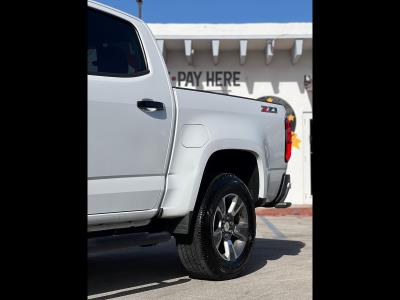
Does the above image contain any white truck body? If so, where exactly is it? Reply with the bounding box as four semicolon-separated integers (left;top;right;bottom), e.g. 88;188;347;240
87;0;289;232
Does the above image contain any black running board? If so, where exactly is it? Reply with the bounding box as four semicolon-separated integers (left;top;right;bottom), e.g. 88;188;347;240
88;231;171;254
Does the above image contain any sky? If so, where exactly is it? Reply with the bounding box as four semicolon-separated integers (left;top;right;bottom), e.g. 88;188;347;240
94;0;312;23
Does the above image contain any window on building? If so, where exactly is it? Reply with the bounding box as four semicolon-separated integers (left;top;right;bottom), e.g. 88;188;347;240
88;8;148;77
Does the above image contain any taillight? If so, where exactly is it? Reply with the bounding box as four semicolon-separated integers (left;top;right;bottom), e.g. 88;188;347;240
285;118;292;162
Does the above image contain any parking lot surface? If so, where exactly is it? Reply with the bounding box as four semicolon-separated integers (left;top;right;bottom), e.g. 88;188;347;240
88;215;312;300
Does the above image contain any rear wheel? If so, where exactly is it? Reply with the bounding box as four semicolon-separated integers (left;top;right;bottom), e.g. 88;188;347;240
176;173;256;280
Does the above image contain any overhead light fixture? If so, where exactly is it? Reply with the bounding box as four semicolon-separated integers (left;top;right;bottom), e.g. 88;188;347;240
304;74;312;91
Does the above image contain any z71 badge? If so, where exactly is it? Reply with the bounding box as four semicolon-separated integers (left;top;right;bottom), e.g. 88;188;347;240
261;105;277;113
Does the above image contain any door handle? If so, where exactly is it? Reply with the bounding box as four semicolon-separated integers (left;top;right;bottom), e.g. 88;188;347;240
137;99;165;112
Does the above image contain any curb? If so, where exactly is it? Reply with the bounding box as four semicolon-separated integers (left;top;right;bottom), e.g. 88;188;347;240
256;205;312;216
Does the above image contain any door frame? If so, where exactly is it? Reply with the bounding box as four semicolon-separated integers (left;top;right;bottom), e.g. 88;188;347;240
302;112;313;204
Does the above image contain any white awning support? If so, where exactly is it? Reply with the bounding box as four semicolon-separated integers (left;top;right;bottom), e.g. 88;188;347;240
156;39;167;62
265;40;275;65
291;39;303;64
212;40;220;65
240;40;248;65
184;40;193;65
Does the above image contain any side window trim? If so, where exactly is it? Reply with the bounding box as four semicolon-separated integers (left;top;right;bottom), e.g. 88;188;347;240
87;7;150;78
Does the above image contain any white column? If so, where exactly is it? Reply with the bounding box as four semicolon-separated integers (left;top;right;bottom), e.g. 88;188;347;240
240;40;248;65
212;40;220;65
265;40;275;65
291;39;303;64
184;40;193;65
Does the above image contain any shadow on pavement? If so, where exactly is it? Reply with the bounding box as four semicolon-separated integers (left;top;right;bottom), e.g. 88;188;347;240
243;238;305;276
88;237;305;299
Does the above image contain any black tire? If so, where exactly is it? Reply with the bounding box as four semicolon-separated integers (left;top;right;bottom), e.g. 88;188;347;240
176;173;256;280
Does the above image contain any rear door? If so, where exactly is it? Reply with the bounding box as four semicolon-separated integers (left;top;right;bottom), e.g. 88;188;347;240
87;5;174;214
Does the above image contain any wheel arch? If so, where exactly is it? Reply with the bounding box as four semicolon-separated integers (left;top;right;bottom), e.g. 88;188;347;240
160;137;269;219
196;149;263;207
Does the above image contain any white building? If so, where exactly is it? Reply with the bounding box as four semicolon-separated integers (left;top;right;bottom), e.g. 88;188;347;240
149;23;313;205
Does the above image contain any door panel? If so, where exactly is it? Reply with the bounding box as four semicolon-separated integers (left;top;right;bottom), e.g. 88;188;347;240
87;6;174;214
88;77;172;178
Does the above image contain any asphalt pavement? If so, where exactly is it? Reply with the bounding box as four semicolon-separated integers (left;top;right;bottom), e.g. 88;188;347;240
88;215;312;300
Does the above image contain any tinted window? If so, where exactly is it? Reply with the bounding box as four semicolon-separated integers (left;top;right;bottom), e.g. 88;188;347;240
88;8;148;77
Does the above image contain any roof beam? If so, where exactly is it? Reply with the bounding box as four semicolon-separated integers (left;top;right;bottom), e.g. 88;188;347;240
184;40;193;65
265;40;275;65
156;39;167;62
240;40;247;65
212;40;220;65
291;39;303;64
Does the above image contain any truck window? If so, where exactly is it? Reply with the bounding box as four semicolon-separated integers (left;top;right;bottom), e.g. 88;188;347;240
88;8;148;77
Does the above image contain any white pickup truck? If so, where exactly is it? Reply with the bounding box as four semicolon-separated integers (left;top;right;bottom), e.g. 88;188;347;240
88;0;292;280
